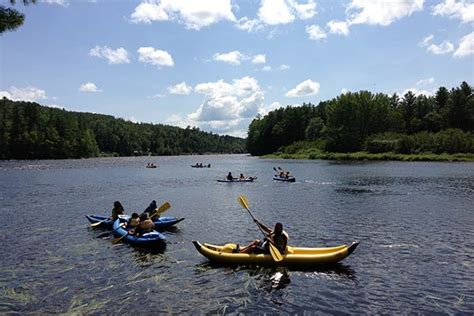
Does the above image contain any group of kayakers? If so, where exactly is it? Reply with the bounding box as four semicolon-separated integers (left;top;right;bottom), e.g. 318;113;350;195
146;162;157;168
225;172;256;181
109;200;159;236
193;163;211;168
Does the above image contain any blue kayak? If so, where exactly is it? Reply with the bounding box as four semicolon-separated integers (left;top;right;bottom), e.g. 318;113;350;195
112;219;166;247
86;214;184;229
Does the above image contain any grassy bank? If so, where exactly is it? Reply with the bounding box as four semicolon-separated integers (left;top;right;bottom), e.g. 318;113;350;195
263;150;474;162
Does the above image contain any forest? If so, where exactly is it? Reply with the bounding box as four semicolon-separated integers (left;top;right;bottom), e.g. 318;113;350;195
0;98;246;159
247;82;474;157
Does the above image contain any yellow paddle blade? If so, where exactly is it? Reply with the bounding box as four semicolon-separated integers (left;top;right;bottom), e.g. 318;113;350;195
156;202;171;214
237;195;249;210
268;242;284;262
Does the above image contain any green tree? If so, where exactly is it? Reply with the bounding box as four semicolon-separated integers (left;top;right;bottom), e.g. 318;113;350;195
0;0;36;34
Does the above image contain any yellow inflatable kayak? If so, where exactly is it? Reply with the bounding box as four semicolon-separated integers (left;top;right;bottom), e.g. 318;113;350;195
192;240;359;266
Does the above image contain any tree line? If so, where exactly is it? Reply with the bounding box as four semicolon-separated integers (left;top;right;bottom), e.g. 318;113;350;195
0;98;246;159
247;82;474;155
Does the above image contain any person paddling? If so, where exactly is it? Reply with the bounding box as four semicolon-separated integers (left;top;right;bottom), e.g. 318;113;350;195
143;200;157;215
226;172;234;181
239;221;288;254
132;213;155;236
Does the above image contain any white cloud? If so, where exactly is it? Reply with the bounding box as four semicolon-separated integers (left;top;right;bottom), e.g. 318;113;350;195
341;88;349;94
306;25;327;40
416;77;434;86
262;65;272;71
0;86;47;101
259;101;282;116
285;79;320;97
432;0;474;24
137;47;174;67
427;41;454;55
289;0;317;19
327;20;350;35
190;76;263;122
79;82;101;92
41;0;69;6
235;17;263;32
347;0;424;26
89;46;130;64
130;0;236;30
252;54;266;64
127;116;139;123
148;93;166;99
279;64;290;70
454;31;474;58
258;0;295;25
402;88;434;96
168;82;193;95
419;34;434;47
419;34;454;55
213;51;245;65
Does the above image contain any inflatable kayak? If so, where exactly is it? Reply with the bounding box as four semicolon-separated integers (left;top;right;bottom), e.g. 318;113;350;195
217;177;257;183
86;215;184;230
192;241;359;266
113;219;166;247
273;175;296;182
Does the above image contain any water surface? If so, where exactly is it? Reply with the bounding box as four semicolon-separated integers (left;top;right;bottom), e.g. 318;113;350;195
0;155;473;313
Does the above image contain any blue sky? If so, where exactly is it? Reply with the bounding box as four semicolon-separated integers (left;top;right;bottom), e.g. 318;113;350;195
1;0;473;137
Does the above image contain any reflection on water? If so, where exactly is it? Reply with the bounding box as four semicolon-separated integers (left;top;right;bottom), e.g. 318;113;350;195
0;156;473;313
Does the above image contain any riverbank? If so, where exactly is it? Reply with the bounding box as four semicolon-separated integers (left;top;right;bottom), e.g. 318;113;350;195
263;151;474;162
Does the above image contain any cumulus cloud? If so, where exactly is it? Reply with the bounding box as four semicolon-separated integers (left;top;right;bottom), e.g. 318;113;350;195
454;31;474;58
279;64;290;70
258;101;282;116
341;88;349;94
89;46;130;64
137;47;174;67
79;82;101;92
328;0;424;36
130;0;236;30
252;54;266;64
262;65;272;71
258;0;295;25
289;0;317;19
213;51;245;65
419;34;454;55
306;25;327;40
431;0;474;24
327;20;350;35
0;86;47;101
168;82;193;95
285;79;320;97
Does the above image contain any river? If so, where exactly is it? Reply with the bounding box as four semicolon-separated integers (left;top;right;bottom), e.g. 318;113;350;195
0;155;473;314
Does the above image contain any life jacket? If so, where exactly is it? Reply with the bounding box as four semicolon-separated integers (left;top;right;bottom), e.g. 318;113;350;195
138;219;155;233
129;218;140;228
270;231;289;253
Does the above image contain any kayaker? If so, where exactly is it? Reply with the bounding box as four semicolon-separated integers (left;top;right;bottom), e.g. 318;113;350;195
207;163;211;167
226;172;234;181
239;221;288;254
134;213;155;236
143;200;157;215
127;212;140;228
239;173;245;180
109;201;125;221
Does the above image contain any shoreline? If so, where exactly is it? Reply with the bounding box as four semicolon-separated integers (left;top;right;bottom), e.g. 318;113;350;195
261;151;474;162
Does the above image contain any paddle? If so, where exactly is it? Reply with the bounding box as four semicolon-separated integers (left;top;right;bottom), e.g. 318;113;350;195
150;202;171;220
90;218;110;228
237;195;283;262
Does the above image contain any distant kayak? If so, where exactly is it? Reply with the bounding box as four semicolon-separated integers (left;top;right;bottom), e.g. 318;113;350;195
217;177;257;183
146;165;158;168
86;214;184;230
113;219;166;247
191;165;211;168
193;240;359;266
273;175;296;182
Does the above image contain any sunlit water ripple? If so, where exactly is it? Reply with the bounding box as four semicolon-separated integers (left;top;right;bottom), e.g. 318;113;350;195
0;155;473;313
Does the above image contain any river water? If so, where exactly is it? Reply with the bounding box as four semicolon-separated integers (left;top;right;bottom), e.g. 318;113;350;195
0;155;473;314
